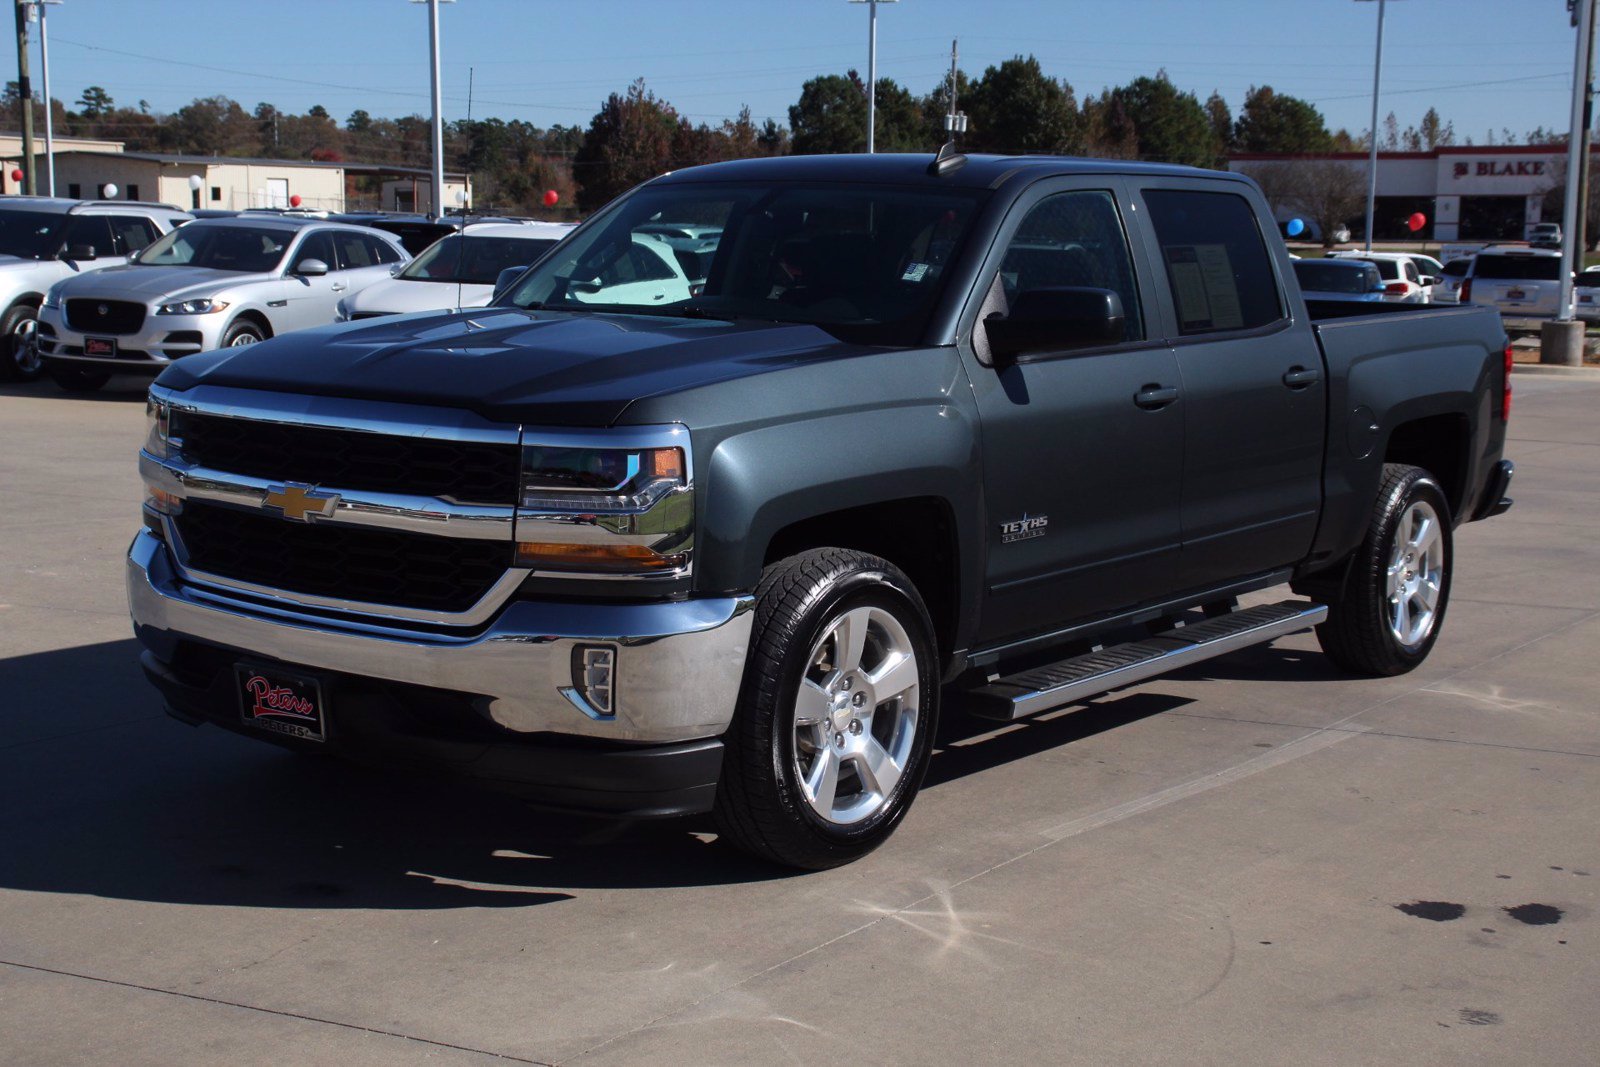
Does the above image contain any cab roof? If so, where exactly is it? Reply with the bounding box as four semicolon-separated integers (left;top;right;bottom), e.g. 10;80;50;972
650;152;1245;191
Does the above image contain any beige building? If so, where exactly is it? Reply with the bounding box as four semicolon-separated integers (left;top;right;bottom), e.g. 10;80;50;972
0;133;125;195
16;149;471;215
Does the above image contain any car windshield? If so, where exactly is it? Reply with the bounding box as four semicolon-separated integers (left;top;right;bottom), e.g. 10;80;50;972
1475;254;1562;281
400;234;559;284
1295;260;1377;294
135;224;289;272
501;181;988;345
0;209;66;259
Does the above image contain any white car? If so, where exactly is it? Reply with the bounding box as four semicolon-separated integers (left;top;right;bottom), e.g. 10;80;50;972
563;233;694;307
336;221;575;320
37;217;408;391
1433;257;1473;305
0;197;191;381
1324;250;1437;303
1572;268;1600;322
1460;246;1567;320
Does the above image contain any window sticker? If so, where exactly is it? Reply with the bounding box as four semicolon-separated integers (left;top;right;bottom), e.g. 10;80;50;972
1165;243;1244;331
901;261;930;282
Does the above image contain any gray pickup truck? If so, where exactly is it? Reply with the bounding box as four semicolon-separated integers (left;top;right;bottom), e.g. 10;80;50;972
129;152;1513;869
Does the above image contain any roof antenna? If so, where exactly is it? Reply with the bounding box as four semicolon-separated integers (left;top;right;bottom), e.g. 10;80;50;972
928;140;967;177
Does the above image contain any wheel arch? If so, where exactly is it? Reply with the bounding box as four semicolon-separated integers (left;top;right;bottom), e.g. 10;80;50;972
1382;412;1471;521
227;308;274;339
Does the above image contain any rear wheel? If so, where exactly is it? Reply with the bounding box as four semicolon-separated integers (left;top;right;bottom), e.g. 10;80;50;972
0;303;41;382
1317;464;1452;676
714;548;939;870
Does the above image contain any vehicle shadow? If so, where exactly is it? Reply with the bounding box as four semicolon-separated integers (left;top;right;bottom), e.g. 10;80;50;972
0;639;782;911
0;378;148;401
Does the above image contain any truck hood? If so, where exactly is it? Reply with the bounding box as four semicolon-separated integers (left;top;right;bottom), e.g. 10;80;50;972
155;308;878;427
58;264;266;301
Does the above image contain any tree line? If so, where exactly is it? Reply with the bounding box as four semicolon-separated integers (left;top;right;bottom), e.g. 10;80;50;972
2;57;1565;217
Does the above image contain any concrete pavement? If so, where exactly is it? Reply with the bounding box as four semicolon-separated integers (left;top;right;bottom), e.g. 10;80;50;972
1;375;1595;1064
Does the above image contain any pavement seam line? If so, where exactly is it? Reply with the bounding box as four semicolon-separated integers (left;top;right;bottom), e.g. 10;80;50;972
1166;711;1600;759
574;604;1600;1058
0;959;551;1066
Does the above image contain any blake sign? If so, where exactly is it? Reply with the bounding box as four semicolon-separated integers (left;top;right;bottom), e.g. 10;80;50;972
1453;160;1546;179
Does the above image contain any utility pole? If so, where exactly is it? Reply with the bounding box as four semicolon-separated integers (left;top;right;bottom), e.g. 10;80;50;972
12;1;35;195
410;0;452;217
943;39;967;142
1547;0;1595;365
1363;0;1388;251
25;2;59;196
1574;0;1596;270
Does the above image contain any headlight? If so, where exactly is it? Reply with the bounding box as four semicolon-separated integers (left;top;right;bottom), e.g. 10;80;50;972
156;298;230;316
514;432;693;576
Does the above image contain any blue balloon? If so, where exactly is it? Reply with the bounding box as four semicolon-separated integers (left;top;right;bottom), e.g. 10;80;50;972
1286;218;1306;237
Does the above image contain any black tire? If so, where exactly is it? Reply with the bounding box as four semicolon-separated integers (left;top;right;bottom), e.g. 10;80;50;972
1317;464;1452;676
0;302;41;382
47;365;111;393
220;319;266;348
714;548;940;870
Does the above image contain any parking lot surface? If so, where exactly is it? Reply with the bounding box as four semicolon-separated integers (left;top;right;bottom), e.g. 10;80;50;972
2;375;1596;1065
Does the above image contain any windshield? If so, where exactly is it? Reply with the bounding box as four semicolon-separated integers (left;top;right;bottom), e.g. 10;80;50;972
0;209;66;259
400;234;559;284
501;181;987;345
1475;254;1562;281
135;225;290;272
1295;260;1378;294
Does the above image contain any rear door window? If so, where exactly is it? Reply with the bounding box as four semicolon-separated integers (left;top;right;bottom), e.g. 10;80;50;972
1141;189;1283;335
332;231;377;270
109;215;160;255
291;232;337;272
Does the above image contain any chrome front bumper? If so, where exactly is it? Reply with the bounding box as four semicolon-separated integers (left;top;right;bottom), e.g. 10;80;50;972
128;529;753;744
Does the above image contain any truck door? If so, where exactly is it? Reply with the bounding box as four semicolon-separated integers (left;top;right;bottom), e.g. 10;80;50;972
965;181;1184;646
1130;183;1326;592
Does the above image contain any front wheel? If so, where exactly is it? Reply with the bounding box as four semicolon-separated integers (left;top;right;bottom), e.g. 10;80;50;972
714;548;939;870
0;303;41;382
1317;464;1452;676
220;319;265;348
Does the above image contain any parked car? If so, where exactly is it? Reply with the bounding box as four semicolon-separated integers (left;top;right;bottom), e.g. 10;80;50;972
336;221;574;320
1460;245;1568;320
130;154;1512;869
36;216;408;391
1527;222;1562;249
1324;250;1436;303
1432;257;1473;305
1292;258;1385;303
1573;267;1600;322
0;197;191;381
550;231;694;306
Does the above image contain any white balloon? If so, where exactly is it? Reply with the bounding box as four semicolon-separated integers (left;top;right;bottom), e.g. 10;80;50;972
455;190;467;206
102;183;118;198
188;174;203;191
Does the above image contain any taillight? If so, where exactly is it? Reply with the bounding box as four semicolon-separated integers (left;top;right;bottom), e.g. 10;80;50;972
1384;281;1409;296
1502;342;1513;420
1460;278;1472;304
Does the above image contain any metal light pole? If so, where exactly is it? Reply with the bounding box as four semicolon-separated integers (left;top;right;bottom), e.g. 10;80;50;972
1357;0;1393;251
26;1;61;197
410;0;453;218
12;1;35;195
1558;0;1595;324
850;0;897;153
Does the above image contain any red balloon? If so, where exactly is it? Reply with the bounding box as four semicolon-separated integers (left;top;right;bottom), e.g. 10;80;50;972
1407;212;1427;233
9;168;21;182
289;194;303;208
542;189;559;207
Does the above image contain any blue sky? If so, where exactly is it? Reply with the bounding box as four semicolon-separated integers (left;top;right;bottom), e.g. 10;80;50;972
21;0;1586;145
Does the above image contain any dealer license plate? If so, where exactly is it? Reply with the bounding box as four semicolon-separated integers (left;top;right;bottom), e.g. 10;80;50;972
236;664;329;743
83;336;116;357
1505;288;1527;301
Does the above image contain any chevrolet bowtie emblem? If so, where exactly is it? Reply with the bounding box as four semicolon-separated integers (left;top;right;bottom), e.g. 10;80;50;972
263;483;340;522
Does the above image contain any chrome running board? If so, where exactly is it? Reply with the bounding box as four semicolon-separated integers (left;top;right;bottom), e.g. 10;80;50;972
966;600;1328;721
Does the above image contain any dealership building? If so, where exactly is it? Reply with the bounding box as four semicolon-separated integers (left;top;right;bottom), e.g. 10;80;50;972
1228;144;1593;242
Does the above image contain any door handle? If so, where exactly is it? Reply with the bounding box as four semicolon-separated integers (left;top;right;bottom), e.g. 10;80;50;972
1282;366;1320;389
330;282;348;292
1135;384;1179;410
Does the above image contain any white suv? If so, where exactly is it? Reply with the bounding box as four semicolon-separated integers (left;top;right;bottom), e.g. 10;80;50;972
1324;250;1438;303
1461;246;1567;320
0;198;192;381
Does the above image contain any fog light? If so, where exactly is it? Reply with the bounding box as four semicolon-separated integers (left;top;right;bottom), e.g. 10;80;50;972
563;644;616;720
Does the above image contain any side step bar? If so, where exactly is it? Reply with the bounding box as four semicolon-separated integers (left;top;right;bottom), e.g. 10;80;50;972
965;599;1328;721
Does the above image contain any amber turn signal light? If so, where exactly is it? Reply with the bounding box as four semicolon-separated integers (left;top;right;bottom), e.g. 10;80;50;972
514;541;684;572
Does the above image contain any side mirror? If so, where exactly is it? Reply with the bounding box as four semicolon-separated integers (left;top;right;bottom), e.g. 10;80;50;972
1422;275;1441;287
493;265;528;300
294;258;329;277
984;287;1125;362
63;244;97;261
568;279;602;295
